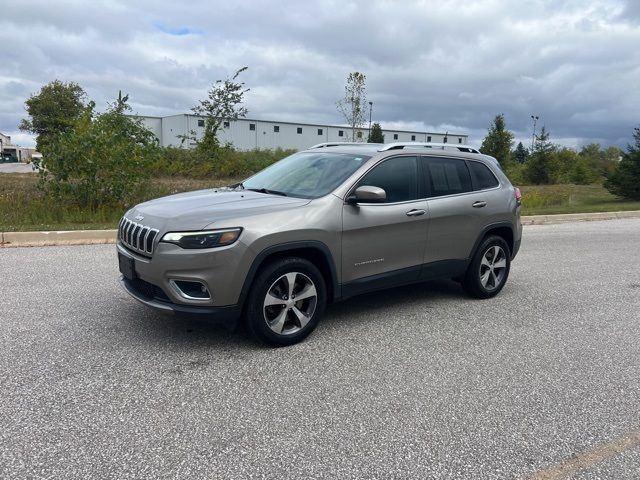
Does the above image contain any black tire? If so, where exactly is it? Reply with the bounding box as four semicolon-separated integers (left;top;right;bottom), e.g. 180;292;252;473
463;235;511;299
244;257;326;347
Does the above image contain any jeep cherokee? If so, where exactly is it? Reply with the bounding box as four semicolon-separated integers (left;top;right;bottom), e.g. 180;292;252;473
117;142;522;346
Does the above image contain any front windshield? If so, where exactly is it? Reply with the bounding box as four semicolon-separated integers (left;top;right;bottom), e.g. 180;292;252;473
242;151;371;199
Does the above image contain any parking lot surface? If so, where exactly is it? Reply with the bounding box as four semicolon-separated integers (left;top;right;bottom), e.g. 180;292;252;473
0;162;35;174
1;219;639;479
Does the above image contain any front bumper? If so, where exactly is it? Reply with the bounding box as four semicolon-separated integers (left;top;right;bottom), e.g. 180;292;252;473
120;276;241;322
117;238;253;308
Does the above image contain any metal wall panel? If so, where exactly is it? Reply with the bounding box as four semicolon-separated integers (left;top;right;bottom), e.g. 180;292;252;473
136;114;468;150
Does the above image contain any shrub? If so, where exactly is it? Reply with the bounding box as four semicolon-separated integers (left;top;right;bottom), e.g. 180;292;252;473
149;146;295;179
505;162;527;185
604;126;640;200
38;93;160;208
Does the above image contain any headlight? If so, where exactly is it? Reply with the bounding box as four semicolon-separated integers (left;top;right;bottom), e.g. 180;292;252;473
161;228;242;249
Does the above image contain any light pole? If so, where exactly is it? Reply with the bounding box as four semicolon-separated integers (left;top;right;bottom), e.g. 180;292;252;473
531;115;539;151
368;101;373;139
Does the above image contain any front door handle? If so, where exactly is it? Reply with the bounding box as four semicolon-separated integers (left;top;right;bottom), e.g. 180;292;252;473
406;209;426;217
472;201;487;208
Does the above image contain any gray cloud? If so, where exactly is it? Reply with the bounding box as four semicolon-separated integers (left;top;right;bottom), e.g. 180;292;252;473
1;0;638;149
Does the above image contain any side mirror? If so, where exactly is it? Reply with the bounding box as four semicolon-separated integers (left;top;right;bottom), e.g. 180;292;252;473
347;185;387;204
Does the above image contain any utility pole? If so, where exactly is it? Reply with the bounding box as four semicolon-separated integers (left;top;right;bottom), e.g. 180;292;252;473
368;101;373;140
531;115;539;151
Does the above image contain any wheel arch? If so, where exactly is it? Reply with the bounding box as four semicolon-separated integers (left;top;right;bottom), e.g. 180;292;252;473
470;222;515;260
238;241;340;307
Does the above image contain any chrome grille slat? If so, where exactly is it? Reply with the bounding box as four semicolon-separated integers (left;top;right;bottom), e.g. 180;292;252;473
146;230;157;253
132;225;141;249
142;228;151;254
126;221;134;245
118;217;159;256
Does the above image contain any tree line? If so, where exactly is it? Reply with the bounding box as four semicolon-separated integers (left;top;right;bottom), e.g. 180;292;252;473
479;114;640;200
18;75;640;211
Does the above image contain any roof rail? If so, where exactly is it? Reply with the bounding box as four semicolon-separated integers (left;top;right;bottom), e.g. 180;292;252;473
309;142;382;149
378;142;480;154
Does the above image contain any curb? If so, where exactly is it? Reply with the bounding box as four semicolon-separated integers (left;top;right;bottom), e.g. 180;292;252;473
2;210;640;248
1;229;116;248
520;210;640;226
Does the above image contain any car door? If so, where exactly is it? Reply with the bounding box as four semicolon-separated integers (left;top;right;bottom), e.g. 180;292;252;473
421;156;485;270
342;155;428;291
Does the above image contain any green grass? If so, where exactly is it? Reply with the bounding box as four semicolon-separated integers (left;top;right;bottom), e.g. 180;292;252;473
0;173;241;232
519;184;640;215
2;174;639;231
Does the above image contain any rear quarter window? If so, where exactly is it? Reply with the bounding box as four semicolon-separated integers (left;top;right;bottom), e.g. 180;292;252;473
468;161;499;190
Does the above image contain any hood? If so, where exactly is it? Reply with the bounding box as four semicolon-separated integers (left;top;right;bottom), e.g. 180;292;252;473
127;188;311;231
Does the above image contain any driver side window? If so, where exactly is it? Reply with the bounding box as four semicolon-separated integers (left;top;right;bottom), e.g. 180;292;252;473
356;156;418;203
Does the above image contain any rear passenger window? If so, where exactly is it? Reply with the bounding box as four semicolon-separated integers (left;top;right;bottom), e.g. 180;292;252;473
423;157;472;197
357;156;418;203
469;161;499;190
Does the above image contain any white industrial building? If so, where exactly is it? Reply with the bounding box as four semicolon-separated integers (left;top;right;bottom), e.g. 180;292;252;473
137;114;468;151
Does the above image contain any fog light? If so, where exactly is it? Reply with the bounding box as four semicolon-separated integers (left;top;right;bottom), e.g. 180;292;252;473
170;280;211;300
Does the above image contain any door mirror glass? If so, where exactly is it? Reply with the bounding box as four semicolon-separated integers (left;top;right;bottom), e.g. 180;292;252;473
348;185;387;203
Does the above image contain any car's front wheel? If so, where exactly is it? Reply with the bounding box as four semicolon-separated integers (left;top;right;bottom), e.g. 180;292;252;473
245;257;326;347
463;235;511;299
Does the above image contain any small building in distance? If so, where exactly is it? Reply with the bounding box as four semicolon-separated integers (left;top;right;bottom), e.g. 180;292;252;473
0;132;39;163
135;114;468;151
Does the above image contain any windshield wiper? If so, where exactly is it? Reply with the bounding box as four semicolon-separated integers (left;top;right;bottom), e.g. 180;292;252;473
247;188;288;197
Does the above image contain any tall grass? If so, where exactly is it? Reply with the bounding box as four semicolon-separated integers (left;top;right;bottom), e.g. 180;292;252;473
520;184;640;215
3;174;640;231
0;174;240;231
149;147;295;178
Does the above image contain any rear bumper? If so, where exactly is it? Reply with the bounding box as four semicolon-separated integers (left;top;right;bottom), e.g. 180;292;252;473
120;276;241;323
512;238;521;260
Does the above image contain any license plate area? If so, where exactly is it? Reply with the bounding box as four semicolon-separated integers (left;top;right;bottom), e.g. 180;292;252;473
118;252;137;280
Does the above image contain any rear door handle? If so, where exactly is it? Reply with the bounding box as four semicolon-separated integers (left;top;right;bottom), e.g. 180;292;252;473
406;209;426;216
472;201;487;208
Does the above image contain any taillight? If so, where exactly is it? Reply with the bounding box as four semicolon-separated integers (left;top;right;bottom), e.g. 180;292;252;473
514;187;522;204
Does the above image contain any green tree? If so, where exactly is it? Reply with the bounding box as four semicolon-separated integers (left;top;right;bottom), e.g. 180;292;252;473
579;143;621;179
525;126;554;184
479;114;514;169
19;80;87;152
368;122;384;143
337;72;368;142
551;148;596;185
604;126;640;200
186;67;249;155
39;92;159;208
512;141;528;164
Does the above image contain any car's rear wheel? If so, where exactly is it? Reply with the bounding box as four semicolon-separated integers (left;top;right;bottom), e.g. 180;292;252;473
245;257;326;347
463;235;511;299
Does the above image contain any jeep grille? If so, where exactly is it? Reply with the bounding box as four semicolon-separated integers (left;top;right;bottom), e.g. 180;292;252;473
118;217;159;255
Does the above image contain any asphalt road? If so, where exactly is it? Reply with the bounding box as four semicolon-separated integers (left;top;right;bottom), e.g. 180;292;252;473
1;219;639;479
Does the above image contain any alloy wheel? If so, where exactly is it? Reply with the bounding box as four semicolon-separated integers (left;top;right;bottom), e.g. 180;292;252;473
479;245;507;291
263;272;318;335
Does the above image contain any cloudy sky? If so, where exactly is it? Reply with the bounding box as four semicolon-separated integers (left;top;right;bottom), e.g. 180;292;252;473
2;0;639;149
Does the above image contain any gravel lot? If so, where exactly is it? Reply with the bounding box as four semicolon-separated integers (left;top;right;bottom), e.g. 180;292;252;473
1;219;639;479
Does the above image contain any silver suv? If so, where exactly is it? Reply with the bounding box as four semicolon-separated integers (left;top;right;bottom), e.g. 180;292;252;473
117;142;522;346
